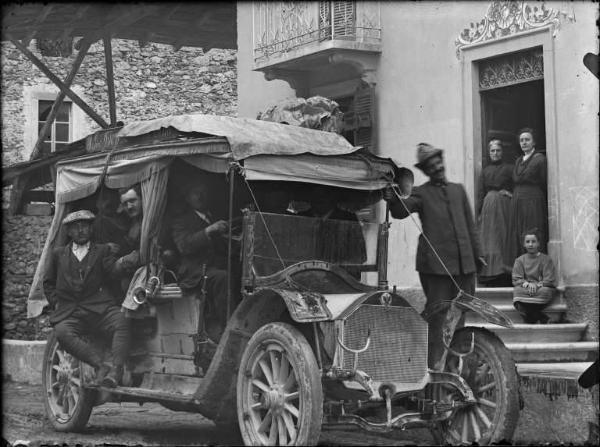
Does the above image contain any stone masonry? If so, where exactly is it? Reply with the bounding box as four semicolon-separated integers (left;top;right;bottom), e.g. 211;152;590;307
1;39;237;165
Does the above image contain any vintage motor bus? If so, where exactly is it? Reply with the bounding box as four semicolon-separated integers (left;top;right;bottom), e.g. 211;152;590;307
28;114;520;445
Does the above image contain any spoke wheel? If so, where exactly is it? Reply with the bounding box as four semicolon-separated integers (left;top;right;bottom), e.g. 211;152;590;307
237;322;323;446
433;328;520;445
42;331;96;432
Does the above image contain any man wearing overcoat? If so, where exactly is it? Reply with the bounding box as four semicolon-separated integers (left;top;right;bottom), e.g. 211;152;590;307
384;143;485;368
171;182;229;345
43;210;131;387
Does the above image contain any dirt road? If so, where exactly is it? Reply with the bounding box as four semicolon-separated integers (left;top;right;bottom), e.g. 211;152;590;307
2;381;433;446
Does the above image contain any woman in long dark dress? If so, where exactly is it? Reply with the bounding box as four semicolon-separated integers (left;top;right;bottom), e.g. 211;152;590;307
478;139;515;283
511;127;548;255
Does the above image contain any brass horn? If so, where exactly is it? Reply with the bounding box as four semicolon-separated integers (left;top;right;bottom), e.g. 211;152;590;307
131;276;161;305
396;167;414;198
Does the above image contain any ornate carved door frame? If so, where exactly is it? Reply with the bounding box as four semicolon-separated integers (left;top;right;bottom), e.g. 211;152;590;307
459;26;563;277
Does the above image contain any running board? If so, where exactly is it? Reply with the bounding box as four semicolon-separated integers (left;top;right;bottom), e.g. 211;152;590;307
94;385;198;403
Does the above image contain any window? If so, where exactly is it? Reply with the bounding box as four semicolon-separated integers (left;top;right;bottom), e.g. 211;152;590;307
38;100;72;153
335;82;375;150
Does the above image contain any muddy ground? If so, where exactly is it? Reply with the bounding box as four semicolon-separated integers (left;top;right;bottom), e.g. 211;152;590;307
3;379;597;446
2;381;434;446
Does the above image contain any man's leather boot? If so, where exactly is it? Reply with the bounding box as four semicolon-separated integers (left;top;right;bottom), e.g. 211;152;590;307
93;362;112;387
102;365;123;388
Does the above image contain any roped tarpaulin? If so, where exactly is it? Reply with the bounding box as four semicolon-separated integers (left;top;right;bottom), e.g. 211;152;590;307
55;157;171;204
117;113;357;160
242;153;395;190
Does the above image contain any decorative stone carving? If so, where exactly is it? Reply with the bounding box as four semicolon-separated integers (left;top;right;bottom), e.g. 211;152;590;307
479;47;543;90
455;1;575;56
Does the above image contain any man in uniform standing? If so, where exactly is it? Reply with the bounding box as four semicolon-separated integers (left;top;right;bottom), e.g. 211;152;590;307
44;210;131;387
384;143;486;368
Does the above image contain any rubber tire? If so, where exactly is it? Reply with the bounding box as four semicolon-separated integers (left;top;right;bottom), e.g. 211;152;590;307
42;331;97;432
237;322;323;446
433;327;520;445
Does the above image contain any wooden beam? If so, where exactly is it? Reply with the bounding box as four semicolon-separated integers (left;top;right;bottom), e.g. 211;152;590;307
9;175;30;215
29;38;94;161
194;9;215;29
172;39;185;52
10;38;109;129
81;4;163;49
103;36;117;126
22;4;53;47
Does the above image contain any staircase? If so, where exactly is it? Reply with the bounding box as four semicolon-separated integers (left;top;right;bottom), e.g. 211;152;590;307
466;287;598;389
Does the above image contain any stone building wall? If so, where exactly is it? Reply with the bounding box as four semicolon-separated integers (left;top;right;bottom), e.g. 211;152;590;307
2;216;52;340
1;39;237;165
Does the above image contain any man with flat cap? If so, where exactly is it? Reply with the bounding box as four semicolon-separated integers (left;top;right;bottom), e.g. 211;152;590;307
43;210;131;387
384;143;486;369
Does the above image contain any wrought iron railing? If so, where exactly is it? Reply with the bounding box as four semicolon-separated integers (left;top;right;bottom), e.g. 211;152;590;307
253;1;381;64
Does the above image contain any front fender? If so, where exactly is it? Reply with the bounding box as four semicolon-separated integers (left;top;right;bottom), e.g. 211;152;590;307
454;293;513;328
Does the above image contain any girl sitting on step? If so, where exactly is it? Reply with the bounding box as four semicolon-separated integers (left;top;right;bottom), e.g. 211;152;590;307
512;227;557;324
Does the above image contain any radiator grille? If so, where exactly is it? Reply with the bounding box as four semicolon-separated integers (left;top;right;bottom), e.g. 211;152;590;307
342;305;428;383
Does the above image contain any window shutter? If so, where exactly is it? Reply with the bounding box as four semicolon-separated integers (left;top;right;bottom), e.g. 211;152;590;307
332;1;356;39
318;1;331;41
352;83;375;150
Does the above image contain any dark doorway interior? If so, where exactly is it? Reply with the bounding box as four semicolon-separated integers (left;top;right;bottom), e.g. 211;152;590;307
478;80;547;288
481;79;546;165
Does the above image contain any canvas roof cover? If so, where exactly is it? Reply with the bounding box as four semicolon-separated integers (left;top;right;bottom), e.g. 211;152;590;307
54;114;397;202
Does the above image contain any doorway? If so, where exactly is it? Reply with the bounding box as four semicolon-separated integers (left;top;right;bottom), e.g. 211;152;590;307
478;77;547;288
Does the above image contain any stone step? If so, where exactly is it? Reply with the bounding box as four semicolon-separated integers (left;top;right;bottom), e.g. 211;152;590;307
474;286;566;306
469;323;587;344
505;341;598;363
466;302;568;324
474;287;513;305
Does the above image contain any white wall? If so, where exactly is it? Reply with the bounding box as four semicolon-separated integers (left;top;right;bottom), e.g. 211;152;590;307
236;2;295;119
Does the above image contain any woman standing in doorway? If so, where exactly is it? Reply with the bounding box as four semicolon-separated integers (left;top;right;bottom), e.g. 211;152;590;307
512;127;548;255
478;139;515;285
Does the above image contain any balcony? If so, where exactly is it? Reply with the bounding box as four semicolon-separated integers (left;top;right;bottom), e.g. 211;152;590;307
252;1;381;89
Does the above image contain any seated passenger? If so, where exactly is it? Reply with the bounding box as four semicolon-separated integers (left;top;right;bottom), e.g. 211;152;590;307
43;210;131;388
252;181;293;214
112;185;144;290
512;227;557;324
171;182;229;345
299;185;367;278
92;188;129;253
298;185;358;221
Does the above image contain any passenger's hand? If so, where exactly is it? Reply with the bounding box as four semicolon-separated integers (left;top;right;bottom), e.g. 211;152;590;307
499;189;513;198
106;242;121;255
383;186;394;201
206;220;228;237
117;250;140;270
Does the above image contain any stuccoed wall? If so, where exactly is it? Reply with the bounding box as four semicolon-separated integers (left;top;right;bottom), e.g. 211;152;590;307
1;39;237;165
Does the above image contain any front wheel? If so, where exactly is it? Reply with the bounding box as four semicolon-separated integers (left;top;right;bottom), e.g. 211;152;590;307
237;322;323;446
433;327;520;445
42;331;97;432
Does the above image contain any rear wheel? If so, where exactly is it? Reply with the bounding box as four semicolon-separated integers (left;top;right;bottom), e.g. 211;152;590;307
433;328;520;445
42;331;97;432
237;322;323;446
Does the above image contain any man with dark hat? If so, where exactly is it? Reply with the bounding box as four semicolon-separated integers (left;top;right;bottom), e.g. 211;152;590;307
171;182;230;358
43;210;131;387
384;143;486;369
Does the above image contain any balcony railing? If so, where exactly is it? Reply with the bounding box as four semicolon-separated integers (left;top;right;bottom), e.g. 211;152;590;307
253;1;381;66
